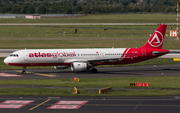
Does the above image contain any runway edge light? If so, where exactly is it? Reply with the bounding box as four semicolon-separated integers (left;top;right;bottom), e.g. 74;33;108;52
74;77;80;82
74;87;79;94
99;87;112;94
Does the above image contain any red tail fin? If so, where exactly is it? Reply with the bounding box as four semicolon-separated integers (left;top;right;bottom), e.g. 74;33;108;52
141;24;167;49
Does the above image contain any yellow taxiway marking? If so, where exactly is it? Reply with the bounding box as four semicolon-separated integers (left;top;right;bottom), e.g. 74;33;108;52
16;71;57;77
29;99;51;111
33;73;57;77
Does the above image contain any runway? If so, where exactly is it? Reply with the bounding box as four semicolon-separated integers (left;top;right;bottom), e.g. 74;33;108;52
0;64;180;80
0;96;180;113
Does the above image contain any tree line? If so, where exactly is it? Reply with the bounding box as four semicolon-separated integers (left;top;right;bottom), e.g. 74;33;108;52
0;0;179;14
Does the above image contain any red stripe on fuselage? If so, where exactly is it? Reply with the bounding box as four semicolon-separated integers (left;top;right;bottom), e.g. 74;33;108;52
119;48;130;61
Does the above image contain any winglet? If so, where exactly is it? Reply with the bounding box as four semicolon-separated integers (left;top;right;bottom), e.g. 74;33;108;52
141;24;167;49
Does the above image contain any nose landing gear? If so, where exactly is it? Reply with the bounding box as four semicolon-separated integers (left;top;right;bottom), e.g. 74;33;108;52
22;66;26;73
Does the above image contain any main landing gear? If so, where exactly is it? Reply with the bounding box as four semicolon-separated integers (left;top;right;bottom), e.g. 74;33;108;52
22;66;26;74
91;68;97;73
90;63;97;73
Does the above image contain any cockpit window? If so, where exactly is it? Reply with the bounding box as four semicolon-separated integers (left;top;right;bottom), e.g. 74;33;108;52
10;54;19;57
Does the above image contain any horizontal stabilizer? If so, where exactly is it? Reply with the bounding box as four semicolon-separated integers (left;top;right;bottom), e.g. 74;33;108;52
152;51;169;56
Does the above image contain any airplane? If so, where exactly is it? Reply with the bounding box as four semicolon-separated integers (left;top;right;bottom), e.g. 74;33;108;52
4;24;169;73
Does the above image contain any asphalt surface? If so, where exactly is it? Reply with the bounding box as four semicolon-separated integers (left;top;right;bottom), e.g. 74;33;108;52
0;96;180;113
1;64;180;113
1;64;180;80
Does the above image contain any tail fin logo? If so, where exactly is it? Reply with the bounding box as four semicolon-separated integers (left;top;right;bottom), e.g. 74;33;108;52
148;31;163;47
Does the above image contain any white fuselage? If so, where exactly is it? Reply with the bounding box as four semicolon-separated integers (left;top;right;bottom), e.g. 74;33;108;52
4;48;129;66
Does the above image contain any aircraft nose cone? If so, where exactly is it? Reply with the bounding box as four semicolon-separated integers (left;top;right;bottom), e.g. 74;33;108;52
4;58;9;65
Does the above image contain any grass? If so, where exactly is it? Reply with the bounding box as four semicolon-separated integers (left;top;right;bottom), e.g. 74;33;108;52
0;38;179;49
0;88;76;96
0;25;156;37
1;76;180;89
0;14;177;23
1;75;180;96
0;25;179;49
0;25;177;38
0;39;150;49
0;62;180;96
0;88;180;96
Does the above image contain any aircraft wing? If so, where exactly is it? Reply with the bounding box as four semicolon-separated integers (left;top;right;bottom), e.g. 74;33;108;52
64;57;120;63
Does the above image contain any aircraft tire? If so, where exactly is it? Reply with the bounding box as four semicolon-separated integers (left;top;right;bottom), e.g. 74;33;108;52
91;68;97;73
22;70;26;74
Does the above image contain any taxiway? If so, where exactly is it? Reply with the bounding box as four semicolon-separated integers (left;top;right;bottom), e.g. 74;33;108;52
0;96;179;113
0;64;180;80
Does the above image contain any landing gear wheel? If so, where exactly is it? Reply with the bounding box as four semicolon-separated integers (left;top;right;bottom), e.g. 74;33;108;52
22;66;26;74
22;70;26;74
91;68;97;73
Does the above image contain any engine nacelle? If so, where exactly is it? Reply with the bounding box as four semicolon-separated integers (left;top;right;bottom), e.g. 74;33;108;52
71;62;87;72
54;66;69;69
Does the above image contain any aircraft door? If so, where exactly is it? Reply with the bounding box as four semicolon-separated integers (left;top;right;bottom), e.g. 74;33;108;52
24;51;29;61
99;51;103;58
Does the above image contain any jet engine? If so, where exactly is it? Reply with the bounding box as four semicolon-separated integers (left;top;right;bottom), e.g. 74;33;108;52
71;62;87;72
54;66;69;69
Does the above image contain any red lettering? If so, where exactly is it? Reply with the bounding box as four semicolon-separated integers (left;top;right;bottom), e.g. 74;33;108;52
28;51;76;58
38;52;40;57
58;52;63;57
47;53;51;57
41;53;46;57
29;53;34;57
52;53;57;59
34;53;39;57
